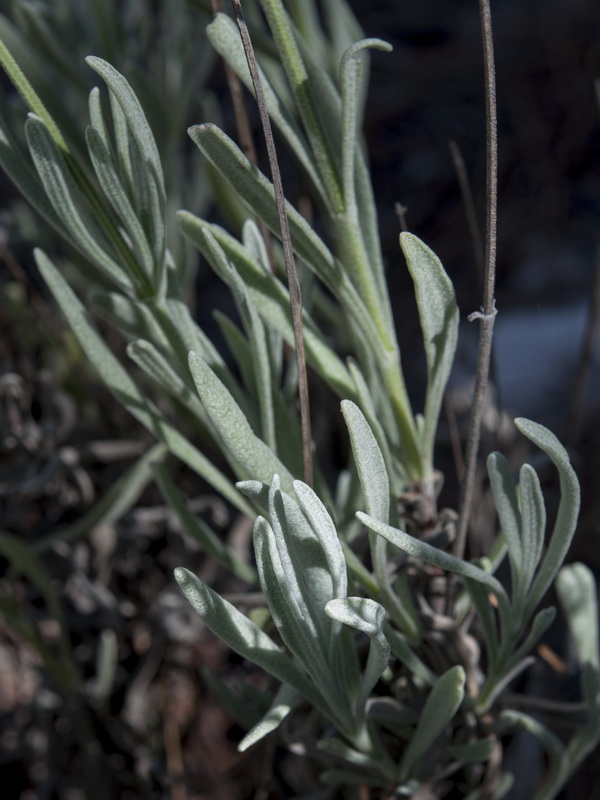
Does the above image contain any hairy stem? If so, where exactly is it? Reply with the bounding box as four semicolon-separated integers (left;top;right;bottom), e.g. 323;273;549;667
454;0;498;560
232;0;313;486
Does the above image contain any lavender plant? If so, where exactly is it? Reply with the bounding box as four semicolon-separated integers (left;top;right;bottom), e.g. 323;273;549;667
0;0;598;798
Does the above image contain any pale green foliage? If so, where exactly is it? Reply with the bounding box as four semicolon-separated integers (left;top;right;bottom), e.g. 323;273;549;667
0;1;598;798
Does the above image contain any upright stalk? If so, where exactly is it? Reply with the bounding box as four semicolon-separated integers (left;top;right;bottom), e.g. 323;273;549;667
454;0;498;560
232;0;313;486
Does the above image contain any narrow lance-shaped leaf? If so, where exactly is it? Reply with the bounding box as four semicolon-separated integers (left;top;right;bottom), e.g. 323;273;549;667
346;360;398;492
174;567;327;710
178;212;356;401
26;116;133;293
0;115;67;236
188;351;294;493
518;463;547;597
325;597;390;718
186;125;387;362
251;514;350;730
206;12;325;199
259;0;344;212
357;511;511;618
557;563;599;669
337;39;395;333
400;233;459;466
88;87;112;154
516;418;580;619
238;683;299;752
86;125;155;282
293;480;347;599
85;56;165;203
267;479;338;654
343;401;421;638
341;399;389;523
487;452;524;607
201;228;276;451
397;666;465;782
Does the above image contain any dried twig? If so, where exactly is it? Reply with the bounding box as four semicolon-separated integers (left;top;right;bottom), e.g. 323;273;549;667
232;0;313;486
210;0;275;270
454;0;498;560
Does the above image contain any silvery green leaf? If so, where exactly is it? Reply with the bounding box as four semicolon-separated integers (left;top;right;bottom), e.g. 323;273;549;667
188;351;293;492
357;511;510;616
325;597;390;715
322;0;366;68
178;215;354;399
86;56;167;294
214;322;304;478
400;233;459;465
174;566;327;710
236;479;270;510
90;290;170;350
557;563;599;669
267;480;336;647
127;339;208;420
32;442;166;555
346;359;398;493
516;419;580;620
463;576;499;665
86;125;155;282
341;400;389;523
341;400;420;633
511;607;556;666
383;626;436;687
158;275;249;414
238;683;298;752
88;87;112;154
144;160;167;295
35;249;252;517
201;227;276;450
187;124;341;283
206;13;325;198
339;38;390;215
476;657;536;715
186;127;383;358
252;514;348;728
85;56;165;204
242;219;271;274
293;480;347;600
153;462;256;584
0;115;66;236
258;0;343;211
108;86;133;194
487;452;524;605
397;665;465;782
214;312;258;412
26;116;133;292
259;479;355;726
519;463;546;592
